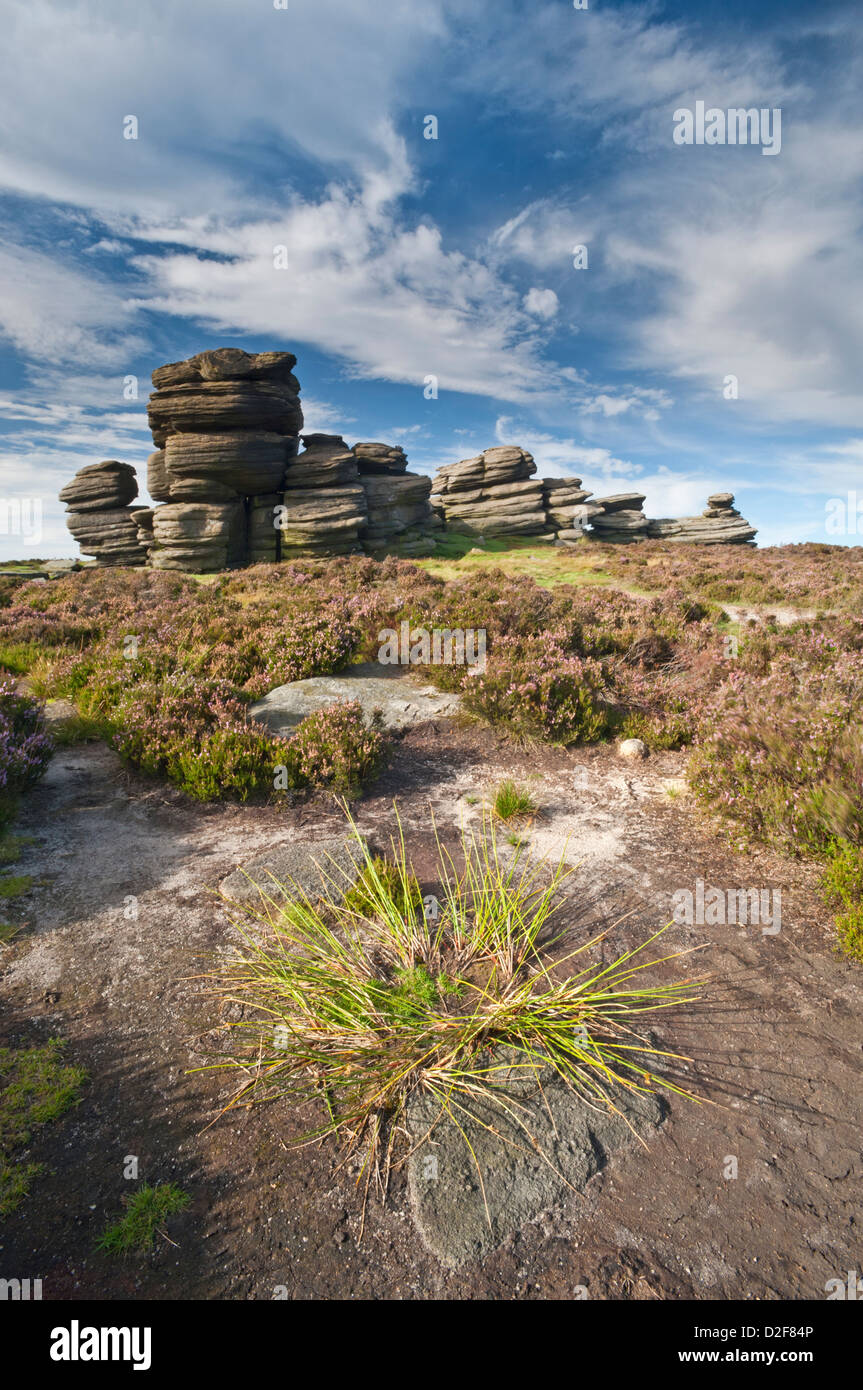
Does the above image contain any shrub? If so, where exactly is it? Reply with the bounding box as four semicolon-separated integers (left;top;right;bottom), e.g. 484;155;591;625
287;702;385;796
114;677;288;802
688;653;863;854
0;682;54;828
460;637;611;745
821;840;863;963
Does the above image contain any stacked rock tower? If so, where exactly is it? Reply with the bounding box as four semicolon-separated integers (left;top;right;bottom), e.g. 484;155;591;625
60;461;150;566
430;446;547;536
145;348;303;571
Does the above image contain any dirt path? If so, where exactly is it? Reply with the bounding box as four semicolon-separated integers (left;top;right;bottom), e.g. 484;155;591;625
1;727;860;1300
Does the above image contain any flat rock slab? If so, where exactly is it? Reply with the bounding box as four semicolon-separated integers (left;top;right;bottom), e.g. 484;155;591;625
249;664;462;736
407;1077;664;1267
220;834;367;909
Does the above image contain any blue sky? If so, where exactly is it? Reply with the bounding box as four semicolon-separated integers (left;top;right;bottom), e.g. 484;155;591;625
1;0;861;557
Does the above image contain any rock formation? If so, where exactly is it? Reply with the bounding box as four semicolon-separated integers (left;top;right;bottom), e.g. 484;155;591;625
150;501;248;572
431;446;547;537
588;493;650;543
60;461;149;566
144;348;303;570
58;348;757;567
646;493;756;544
354;443;440;556
542;477;594;532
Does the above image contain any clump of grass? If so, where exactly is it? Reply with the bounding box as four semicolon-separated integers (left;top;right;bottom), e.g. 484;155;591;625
0;874;32;900
50;712;107;746
492;779;538;823
822;839;863;963
0;922;21;945
96;1182;191;1255
209;812;704;1216
0;834;34;866
0;1039;88;1216
343;855;422;920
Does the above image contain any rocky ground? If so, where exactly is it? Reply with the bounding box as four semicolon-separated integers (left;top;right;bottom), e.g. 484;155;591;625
0;703;860;1300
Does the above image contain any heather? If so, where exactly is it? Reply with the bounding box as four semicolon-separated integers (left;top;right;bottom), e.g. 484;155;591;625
2;556;863;863
589;539;863;614
0;680;54;830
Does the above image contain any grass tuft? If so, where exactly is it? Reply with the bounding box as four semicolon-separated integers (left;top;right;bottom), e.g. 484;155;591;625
96;1182;191;1255
492;779;538;823
207;810;705;1218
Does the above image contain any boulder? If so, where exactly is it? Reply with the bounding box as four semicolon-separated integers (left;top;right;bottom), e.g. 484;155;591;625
285;435;359;489
148;381;303;447
249;664;463;736
360;472;435;545
219;834;368;911
146;450;173;503
543;476;593;529
432;445;536;495
149;501;248;572
165;431;290;496
65;506;148;566
151;347;298;390
59;461;138;513
432;446;546;537
591;492;647;513
646;493;756;545
352;442;409;475
276;484;367;557
407;1066;664;1267
589;509;650;542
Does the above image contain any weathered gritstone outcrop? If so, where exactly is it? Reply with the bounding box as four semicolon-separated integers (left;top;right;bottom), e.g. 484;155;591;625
164;432;293;498
141;347;304;570
646;493;757;544
542;476;594;534
431;446;547;537
285;434;359;490
353;442;409;476
61;461;149;566
588;492;649;543
147;348;302;446
59;460;138;513
59;347;758;568
65;505;150;567
273;434;364;558
277;484;368;559
150;501;248;571
355;443;440;556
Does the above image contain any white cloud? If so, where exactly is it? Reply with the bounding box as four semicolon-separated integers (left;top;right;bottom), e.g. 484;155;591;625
0;243;145;367
523;288;559;320
0;0;450;216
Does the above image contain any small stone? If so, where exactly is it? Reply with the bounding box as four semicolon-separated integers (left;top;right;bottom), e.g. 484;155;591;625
619;738;648;760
